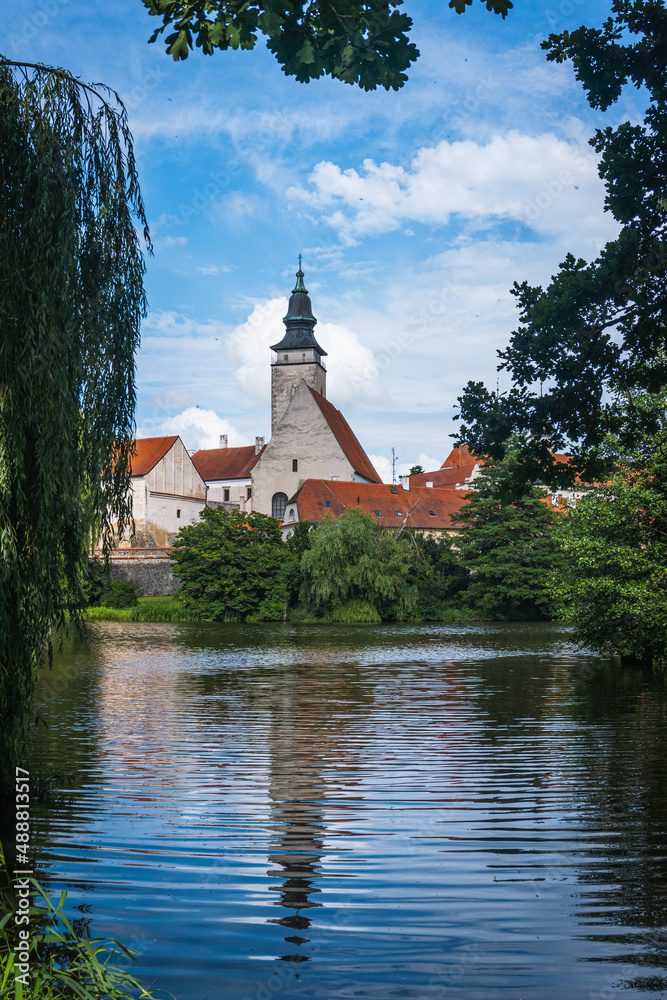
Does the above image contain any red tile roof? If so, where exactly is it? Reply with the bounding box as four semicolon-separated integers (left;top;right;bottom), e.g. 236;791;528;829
130;436;179;476
288;479;469;531
191;445;262;482
308;388;381;484
409;444;480;489
410;465;479;489
440;444;476;469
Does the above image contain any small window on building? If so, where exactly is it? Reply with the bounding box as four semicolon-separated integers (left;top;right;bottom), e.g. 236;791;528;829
283;354;288;361
375;510;382;517
289;509;296;522
325;500;331;508
292;459;298;472
272;492;288;519
176;509;181;518
396;511;403;517
429;510;436;516
223;488;230;502
302;352;306;360
247;486;252;499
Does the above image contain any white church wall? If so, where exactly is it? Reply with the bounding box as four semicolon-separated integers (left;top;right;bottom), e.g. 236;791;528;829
252;381;355;517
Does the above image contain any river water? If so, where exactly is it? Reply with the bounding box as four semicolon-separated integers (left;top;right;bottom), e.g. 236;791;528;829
26;621;667;999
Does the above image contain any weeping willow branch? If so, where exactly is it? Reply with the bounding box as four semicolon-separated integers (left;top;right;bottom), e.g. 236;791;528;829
0;58;150;791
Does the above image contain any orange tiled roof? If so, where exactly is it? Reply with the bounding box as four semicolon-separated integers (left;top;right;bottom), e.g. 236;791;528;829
440;444;476;469
308;388;381;484
191;445;263;482
130;436;179;476
410;465;478;489
288;479;469;531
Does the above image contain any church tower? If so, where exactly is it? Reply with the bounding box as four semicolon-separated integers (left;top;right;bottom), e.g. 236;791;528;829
270;261;327;434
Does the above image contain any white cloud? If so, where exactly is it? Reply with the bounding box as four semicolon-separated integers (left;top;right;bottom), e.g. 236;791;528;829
154;235;188;250
223;297;386;407
288;131;612;247
137;406;250;452
194;264;235;276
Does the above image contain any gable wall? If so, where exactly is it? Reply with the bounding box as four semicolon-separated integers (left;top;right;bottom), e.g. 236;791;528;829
252;381;355;516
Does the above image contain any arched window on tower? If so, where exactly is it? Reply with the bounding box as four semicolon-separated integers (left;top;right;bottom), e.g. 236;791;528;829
272;492;288;520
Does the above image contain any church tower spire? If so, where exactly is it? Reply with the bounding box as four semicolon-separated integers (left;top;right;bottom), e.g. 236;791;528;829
270;261;327;434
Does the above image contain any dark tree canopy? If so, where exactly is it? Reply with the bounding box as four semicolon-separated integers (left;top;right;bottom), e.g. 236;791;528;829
143;0;512;90
456;0;667;489
451;457;562;619
0;59;149;786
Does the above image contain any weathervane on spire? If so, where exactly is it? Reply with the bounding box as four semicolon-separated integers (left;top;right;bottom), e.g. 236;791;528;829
298;252;303;269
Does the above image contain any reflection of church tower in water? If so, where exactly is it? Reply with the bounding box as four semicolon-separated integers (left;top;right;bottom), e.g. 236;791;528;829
265;679;325;962
263;664;366;963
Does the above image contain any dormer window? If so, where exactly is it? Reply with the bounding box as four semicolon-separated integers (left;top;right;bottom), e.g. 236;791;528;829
396;511;403;517
429;510;436;516
375;510;382;517
325;500;331;508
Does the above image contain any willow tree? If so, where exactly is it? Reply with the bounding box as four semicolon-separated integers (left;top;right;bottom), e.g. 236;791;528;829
0;59;149;791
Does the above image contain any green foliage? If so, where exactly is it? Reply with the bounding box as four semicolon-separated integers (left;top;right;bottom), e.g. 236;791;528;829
414;534;469;619
0;879;156;999
323;598;382;622
0;60;149;795
171;507;296;621
99;580;139;609
408;464;424;475
300;507;419;620
143;0;511;90
83;560;109;607
451;459;562;620
456;1;667;488
548;463;667;666
130;595;193;621
286;519;314;557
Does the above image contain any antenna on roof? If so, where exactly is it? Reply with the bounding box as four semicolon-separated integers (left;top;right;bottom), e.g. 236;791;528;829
391;447;397;485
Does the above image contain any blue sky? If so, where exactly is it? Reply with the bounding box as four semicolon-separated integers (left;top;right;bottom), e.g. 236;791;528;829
8;0;634;480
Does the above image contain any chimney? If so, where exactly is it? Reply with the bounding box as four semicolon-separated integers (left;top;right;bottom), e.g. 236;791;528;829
219;434;228;449
399;476;409;491
255;436;265;455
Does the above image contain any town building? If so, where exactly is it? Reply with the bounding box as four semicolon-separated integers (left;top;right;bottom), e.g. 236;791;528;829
192;434;265;511
282;480;470;538
115;435;207;548
250;264;382;518
409;445;483;490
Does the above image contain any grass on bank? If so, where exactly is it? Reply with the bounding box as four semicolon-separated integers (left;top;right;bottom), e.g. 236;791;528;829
87;595;484;624
86;595;191;622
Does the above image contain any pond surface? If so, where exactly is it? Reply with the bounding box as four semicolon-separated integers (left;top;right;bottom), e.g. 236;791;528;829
26;621;667;999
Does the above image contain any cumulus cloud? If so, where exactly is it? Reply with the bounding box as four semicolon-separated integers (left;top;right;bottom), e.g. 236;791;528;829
288;131;612;247
137;406;250;452
223;297;385;407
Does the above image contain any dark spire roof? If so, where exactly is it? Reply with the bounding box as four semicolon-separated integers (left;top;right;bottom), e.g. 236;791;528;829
270;262;327;356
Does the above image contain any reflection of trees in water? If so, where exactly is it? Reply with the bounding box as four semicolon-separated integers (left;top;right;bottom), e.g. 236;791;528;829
565;665;667;989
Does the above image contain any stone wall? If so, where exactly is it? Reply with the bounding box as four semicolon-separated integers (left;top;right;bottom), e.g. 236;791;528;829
106;549;177;596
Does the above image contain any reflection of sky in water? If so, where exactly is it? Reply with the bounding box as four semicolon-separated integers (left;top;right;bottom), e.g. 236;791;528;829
28;622;667;999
